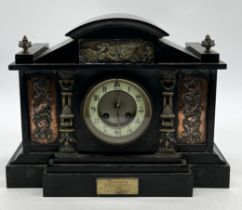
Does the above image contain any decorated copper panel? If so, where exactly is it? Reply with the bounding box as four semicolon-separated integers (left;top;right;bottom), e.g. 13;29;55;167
27;77;58;144
177;76;208;144
79;39;154;63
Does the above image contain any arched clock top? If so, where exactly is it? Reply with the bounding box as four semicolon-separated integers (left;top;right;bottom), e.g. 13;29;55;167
65;17;169;40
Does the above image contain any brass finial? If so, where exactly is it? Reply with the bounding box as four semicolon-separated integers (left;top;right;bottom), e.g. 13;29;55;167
201;34;215;53
19;35;32;53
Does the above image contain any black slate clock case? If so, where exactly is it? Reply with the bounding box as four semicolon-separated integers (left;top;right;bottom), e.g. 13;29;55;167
6;17;230;197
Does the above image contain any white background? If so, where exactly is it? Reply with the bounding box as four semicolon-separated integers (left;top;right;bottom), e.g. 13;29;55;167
0;0;242;209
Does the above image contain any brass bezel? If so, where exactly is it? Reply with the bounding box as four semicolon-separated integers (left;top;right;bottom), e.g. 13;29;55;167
82;78;152;145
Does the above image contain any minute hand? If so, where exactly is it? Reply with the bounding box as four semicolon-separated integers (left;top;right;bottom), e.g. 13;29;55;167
115;91;121;129
116;90;121;108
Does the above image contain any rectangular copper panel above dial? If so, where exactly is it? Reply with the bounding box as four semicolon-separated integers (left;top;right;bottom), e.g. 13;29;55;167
177;76;208;144
27;77;58;144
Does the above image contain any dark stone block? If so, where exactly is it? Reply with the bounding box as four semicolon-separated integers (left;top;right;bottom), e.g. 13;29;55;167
186;42;220;63
43;172;193;197
15;43;48;64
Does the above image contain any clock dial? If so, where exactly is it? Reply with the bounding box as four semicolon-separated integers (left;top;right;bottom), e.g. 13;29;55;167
83;79;152;145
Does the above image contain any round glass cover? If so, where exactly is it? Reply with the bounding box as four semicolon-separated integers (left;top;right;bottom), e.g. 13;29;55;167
82;79;152;145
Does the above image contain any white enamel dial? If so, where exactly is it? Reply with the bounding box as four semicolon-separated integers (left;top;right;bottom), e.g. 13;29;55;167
83;79;152;145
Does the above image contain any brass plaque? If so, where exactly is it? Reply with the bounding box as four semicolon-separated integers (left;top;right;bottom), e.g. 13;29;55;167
96;177;139;195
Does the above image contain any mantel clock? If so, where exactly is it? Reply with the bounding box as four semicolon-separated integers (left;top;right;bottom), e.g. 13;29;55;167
6;16;230;197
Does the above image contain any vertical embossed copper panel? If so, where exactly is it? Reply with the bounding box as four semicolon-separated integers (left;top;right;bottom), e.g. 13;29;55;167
28;77;58;144
177;76;208;144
